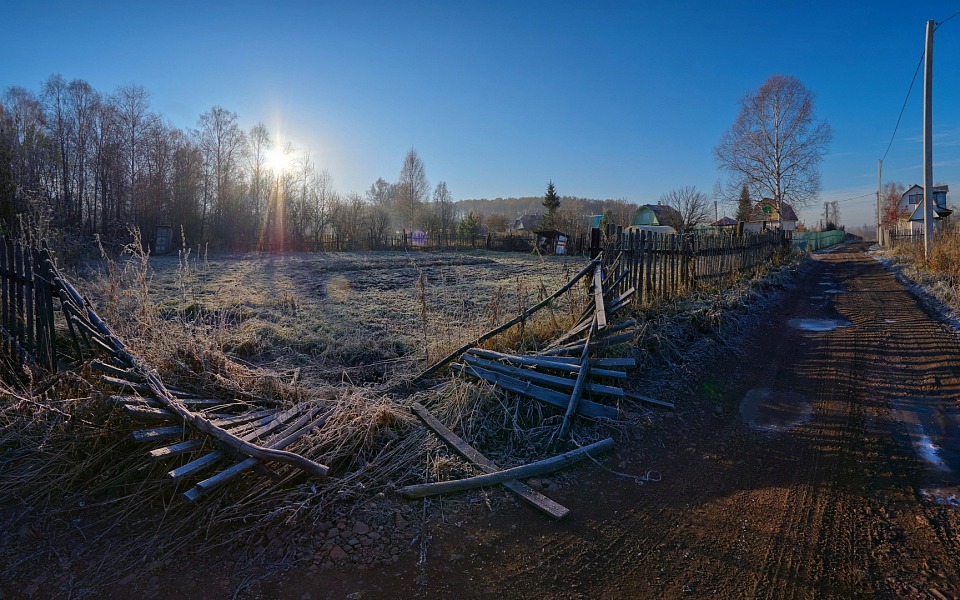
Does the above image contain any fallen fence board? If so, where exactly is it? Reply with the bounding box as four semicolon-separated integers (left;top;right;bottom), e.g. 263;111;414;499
399;437;615;499
463;355;623;397
411;402;569;519
456;363;617;420
148;438;206;460
132;425;185;443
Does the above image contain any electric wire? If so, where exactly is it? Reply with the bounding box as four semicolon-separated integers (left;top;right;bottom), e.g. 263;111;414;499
880;48;925;163
936;9;960;30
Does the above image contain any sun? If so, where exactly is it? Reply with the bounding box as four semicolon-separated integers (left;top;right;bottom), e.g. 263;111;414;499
265;147;290;173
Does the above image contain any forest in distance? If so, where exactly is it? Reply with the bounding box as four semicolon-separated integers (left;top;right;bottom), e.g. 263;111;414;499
0;74;639;251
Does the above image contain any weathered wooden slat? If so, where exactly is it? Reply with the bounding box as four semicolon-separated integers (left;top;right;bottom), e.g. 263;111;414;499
90;359;145;381
167;451;225;480
559;319;595;439
210;409;277;428
624;391;675;410
108;394;160;408
131;425;185;443
411;402;569;519
183;413;328;501
148;438;206;460
592;264;607;331
122;405;175;421
463;355;623;397
465;348;627;379
541;332;634;356
398;437;615;499
455;363;617;420
183;458;257;501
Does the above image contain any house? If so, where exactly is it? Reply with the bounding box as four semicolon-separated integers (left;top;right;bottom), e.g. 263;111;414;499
514;214;545;231
743;198;798;232
895;184;951;235
631;204;683;231
711;216;739;228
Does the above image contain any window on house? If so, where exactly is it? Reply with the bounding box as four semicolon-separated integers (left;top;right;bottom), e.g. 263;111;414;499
909;194;921;204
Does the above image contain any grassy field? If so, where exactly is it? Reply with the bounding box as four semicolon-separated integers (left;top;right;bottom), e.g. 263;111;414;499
142;249;589;383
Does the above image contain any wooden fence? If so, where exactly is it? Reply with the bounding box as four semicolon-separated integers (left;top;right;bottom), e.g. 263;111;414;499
0;236;57;369
592;227;789;305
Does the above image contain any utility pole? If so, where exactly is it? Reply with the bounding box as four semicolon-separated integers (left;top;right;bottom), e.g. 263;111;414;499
877;159;883;245
714;200;718;223
923;19;935;258
823;201;829;230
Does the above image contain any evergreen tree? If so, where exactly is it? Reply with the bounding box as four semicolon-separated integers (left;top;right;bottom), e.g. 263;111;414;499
542;180;560;226
736;184;752;222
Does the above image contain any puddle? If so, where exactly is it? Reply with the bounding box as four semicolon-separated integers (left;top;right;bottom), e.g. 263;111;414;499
787;318;852;332
740;388;812;432
916;433;950;471
922;486;960;507
884;319;897;324
809;296;825;301
891;396;960;478
824;289;846;294
817;282;833;286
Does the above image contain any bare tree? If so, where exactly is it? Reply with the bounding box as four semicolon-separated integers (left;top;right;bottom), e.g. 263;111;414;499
714;75;832;226
660;185;711;230
248;123;270;225
433;181;454;241
395;148;428;230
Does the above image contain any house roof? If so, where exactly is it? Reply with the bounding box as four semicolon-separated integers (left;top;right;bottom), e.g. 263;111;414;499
633;204;683;228
750;198;798;222
514;214;545;230
907;203;953;221
711;216;738;227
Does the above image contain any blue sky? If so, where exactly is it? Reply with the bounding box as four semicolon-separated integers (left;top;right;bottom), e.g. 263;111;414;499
3;1;959;227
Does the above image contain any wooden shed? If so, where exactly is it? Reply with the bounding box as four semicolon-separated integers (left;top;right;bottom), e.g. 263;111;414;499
533;228;570;255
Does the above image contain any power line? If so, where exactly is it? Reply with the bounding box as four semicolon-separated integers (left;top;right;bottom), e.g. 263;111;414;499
881;48;925;162
936;9;960;30
882;10;959;161
830;192;875;204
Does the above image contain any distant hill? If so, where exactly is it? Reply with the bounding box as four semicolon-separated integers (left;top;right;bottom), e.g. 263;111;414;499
454;196;638;219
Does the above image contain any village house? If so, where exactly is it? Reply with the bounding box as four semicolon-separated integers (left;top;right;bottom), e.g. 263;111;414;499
630;204;683;233
743;198;798;232
894;184;951;235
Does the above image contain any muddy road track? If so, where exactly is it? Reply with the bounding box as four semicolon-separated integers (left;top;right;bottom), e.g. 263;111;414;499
150;243;960;599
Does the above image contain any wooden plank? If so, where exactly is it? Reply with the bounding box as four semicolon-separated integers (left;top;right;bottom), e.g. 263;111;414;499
167;451;225;480
455;363;618;420
624;391;675;410
463;355;623;397
398;437;615;499
1;236;7;355
182;413;328;501
148;438;206;460
410;402;568;519
183;458;257;501
465;349;628;378
540;332;634;357
131;425;185;443
24;250;33;357
122;405;175;421
210;409;277;428
90;359;145;382
592;264;607;331
559;319;595;439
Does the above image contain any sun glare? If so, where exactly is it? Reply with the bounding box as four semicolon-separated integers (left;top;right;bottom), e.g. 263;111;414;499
265;147;290;173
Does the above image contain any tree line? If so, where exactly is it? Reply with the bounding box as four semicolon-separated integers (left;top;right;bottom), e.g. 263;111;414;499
0;75;487;250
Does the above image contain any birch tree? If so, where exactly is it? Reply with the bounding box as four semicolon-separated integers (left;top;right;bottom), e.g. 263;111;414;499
714;75;831;226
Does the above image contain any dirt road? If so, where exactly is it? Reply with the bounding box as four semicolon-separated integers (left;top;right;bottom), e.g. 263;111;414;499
262;243;960;599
